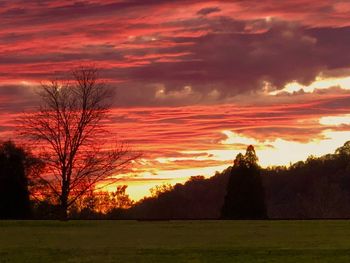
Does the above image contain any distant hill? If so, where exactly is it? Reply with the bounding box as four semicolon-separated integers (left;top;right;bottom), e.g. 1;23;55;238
127;171;230;219
125;141;350;219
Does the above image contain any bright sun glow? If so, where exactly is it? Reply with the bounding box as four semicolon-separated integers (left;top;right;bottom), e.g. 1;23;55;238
109;117;350;201
270;75;350;95
179;127;350;168
319;114;350;126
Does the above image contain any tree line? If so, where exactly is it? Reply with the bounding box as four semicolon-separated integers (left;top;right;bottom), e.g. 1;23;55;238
124;141;350;219
1;66;350;220
3;138;350;219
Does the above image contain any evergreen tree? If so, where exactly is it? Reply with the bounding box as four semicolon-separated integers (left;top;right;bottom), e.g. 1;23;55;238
221;145;267;219
0;141;31;219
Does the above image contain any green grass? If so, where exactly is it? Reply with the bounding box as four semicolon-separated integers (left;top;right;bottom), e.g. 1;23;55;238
1;220;350;262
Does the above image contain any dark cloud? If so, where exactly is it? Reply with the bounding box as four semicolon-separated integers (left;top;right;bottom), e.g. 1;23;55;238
0;84;39;113
197;7;221;16
0;0;350;107
0;44;123;64
112;20;349;104
0;0;203;28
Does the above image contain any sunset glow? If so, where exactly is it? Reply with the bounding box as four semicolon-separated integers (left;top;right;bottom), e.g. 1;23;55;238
1;1;350;200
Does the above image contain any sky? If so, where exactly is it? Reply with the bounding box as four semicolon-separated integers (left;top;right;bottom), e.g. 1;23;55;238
1;0;350;200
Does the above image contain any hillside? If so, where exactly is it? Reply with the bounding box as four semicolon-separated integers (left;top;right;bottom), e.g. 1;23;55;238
126;141;350;219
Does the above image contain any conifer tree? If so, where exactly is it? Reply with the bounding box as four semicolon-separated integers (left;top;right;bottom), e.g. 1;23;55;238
221;145;267;219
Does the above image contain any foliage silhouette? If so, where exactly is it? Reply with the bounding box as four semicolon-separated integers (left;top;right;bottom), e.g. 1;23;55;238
221;145;267;219
15;140;350;220
126;173;229;219
150;183;174;198
0;141;31;219
126;141;350;220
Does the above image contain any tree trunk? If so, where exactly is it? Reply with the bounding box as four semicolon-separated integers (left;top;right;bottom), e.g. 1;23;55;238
59;202;68;221
60;184;69;221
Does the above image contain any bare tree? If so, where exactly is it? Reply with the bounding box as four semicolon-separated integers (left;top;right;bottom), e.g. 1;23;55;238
21;67;138;220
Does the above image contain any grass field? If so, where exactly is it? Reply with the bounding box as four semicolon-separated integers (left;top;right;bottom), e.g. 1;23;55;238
1;220;350;262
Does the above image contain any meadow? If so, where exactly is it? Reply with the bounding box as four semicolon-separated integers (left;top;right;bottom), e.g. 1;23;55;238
1;220;350;262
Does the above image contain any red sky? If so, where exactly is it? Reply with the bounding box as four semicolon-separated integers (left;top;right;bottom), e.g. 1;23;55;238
1;0;350;199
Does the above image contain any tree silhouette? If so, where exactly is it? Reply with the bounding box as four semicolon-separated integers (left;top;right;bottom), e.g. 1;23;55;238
78;185;134;213
0;141;31;219
21;67;139;220
221;145;267;219
125;141;350;220
150;183;174;198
